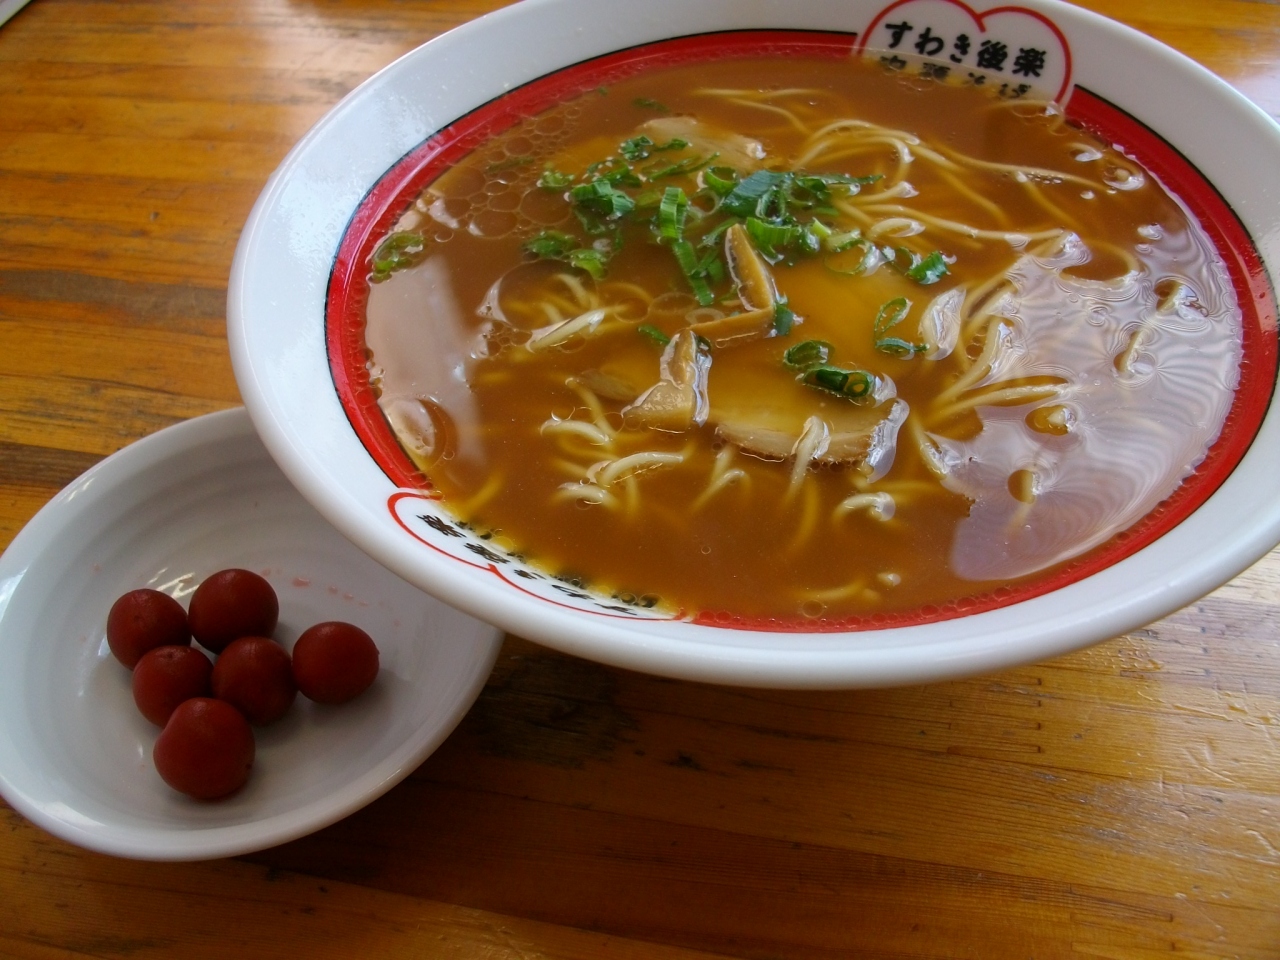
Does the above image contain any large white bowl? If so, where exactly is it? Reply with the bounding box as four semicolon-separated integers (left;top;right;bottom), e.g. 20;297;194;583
228;0;1280;688
0;409;503;860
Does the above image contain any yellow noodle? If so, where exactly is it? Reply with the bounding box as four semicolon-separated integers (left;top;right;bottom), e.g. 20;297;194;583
541;417;612;446
867;216;925;240
527;308;609;351
552;457;594;479
565;377;617;438
855;202;1067;243
695;86;833;99
725;97;811;136
788;416;829;495
455;472;503;519
932;383;1063;421
935;147;1102;189
1086;238;1142;277
554;482;620;509
907;417;951;480
905;141;965;172
601;280;654;303
794;132;917;170
798;578;868;602
592;450;685;487
1018;179;1084;233
852;179;920;204
935;317;1008;404
957;278;1016;354
624;475;640;517
555;271;596;307
933;166;1009;225
804;117;922;146
691;467;747;513
1114;326;1149;377
785;479;822;555
835;491;895;520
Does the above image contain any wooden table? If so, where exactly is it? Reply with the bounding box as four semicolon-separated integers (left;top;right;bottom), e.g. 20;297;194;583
2;1;1279;956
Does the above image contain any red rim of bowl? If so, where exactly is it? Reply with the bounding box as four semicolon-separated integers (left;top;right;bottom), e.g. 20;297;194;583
325;29;1278;633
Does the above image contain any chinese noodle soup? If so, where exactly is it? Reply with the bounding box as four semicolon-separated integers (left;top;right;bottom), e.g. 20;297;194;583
363;55;1241;623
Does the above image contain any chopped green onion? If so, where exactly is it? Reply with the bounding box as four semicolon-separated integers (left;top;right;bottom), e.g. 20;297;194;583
638;324;671;346
824;228;863;253
824;241;876;276
698;217;739;249
672;238;715;306
873;297;911;336
888;247;950;284
633;97;670;113
370;231;427;281
790;172;879;205
523;230;611;279
905;250;950;284
875;337;928;357
744;217;821;262
703;165;740;196
872;296;927;356
657;186;688;241
645;151;717;180
772;298;796;336
634;188;663;209
802;365;875;401
721;171;789;219
523;230;577;259
538;167;574;190
570;180;636;219
619;136;655;162
621;136;690;161
697;245;725;284
567;248;609;280
584;159;642;187
744;217;797;262
784;339;832;370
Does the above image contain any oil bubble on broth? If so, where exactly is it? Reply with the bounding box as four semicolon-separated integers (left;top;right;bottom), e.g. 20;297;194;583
363;54;1241;623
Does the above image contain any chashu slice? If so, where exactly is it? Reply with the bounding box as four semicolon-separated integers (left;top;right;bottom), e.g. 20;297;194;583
713;395;908;480
688;224;780;348
622;329;711;432
636;116;767;172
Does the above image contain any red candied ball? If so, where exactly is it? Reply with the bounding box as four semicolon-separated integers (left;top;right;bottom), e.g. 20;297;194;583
211;636;296;725
292;621;380;704
106;589;190;669
132;645;213;726
153;698;254;800
187;568;278;654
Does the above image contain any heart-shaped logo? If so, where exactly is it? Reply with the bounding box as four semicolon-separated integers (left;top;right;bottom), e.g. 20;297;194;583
858;0;1072;102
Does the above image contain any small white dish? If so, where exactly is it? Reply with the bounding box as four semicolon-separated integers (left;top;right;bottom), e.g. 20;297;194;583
0;407;503;861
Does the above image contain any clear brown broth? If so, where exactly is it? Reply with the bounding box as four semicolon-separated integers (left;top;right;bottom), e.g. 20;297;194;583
364;55;1240;623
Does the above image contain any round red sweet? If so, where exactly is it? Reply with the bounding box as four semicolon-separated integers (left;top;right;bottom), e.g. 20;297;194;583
292;621;380;704
132;645;213;726
211;636;296;725
153;698;255;800
187;569;278;654
106;589;190;668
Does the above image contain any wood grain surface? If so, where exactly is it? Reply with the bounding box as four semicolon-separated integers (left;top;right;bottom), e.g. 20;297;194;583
2;1;1279;957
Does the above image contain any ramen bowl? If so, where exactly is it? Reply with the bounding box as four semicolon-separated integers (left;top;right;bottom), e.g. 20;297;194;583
228;0;1280;688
